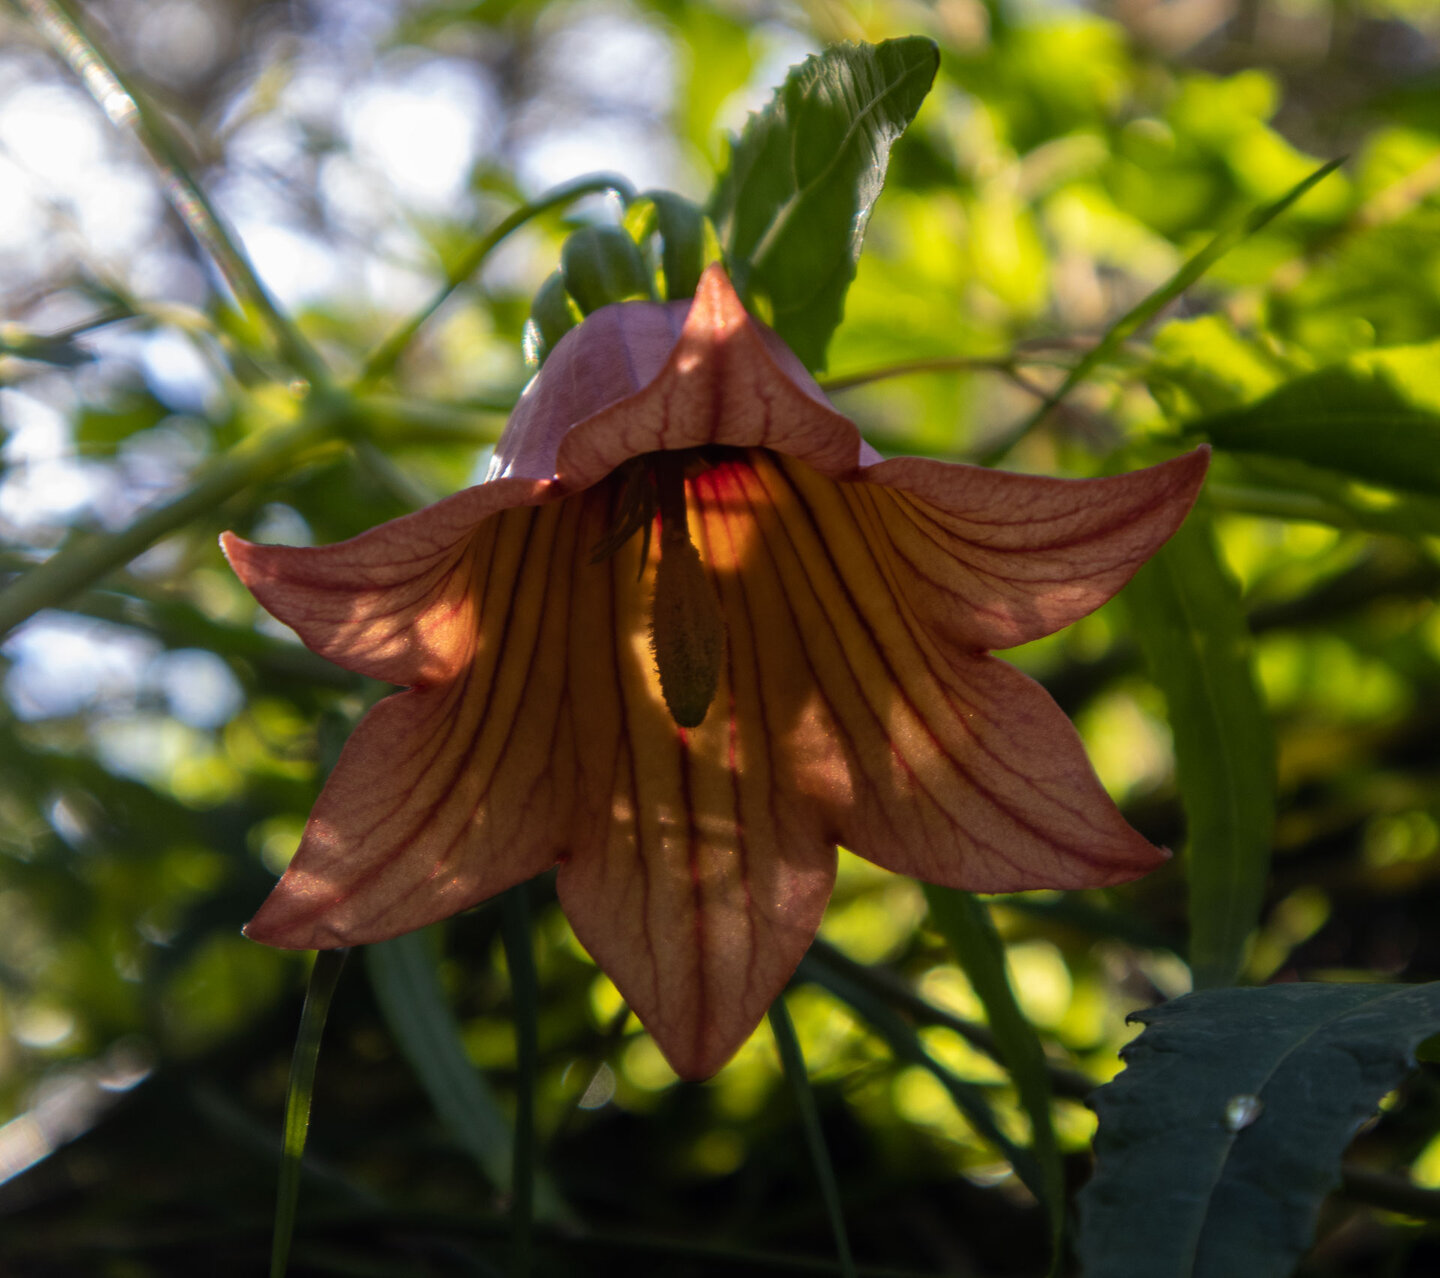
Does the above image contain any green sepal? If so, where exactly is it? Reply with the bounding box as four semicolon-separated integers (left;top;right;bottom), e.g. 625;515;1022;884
560;225;654;315
641;190;717;301
523;270;582;369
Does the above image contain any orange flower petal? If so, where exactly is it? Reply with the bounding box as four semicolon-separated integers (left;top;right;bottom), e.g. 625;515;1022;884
860;449;1211;650
543;478;832;1080
690;452;1164;889
221;477;551;686
244;497;584;947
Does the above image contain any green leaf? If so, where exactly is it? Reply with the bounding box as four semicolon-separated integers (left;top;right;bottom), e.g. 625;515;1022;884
365;929;513;1191
923;887;1064;1271
1146;315;1290;420
499;887;539;1278
709;36;939;371
1191;342;1440;498
1124;506;1275;988
1077;982;1440;1278
523;270;581;369
769;996;857;1278
643;190;714;302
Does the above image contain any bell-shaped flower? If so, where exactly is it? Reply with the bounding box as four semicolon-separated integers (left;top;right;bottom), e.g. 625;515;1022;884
224;264;1208;1080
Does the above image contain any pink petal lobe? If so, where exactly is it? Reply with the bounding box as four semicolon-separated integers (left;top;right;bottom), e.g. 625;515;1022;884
859;447;1209;650
492;301;689;480
221;476;551;686
829;654;1166;891
554;264;865;489
244;496;588;948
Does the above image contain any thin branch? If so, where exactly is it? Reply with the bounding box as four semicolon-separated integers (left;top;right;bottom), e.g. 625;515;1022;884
0;407;339;639
15;0;332;387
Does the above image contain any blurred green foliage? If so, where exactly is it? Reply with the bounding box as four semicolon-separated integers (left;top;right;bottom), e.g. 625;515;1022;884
2;0;1440;1275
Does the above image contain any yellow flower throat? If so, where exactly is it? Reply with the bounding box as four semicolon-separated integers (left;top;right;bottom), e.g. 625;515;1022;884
592;451;725;730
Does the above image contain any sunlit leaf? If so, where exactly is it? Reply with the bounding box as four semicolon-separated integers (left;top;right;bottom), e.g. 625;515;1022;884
709;36;939;370
1191;342;1440;498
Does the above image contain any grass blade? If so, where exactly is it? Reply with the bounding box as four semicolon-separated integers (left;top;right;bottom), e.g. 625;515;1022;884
365;929;514;1191
17;0;330;385
358;173;635;387
0;410;337;640
923;887;1065;1272
798;955;1045;1198
1124;507;1276;988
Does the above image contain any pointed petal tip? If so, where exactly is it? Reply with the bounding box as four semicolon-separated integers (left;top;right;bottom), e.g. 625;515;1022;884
241;913;312;951
648;1024;750;1084
243;905;355;952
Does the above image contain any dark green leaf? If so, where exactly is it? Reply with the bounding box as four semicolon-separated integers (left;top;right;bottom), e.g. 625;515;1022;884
643;190;712;301
1077;982;1440;1278
709;37;938;371
271;949;348;1278
0;329;96;368
1124;506;1275;988
524;270;580;368
1191;343;1440;498
75;391;170;448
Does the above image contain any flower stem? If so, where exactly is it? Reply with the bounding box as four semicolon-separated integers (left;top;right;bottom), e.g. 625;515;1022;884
357;173;636;388
271;948;348;1278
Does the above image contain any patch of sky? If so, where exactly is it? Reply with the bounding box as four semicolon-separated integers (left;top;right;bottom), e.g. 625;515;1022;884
138;330;225;417
92;417;211;529
344;54;500;211
145;648;244;729
131;0;225;90
516;6;691;195
0;387;98;534
0;80;159;266
2;612;161;722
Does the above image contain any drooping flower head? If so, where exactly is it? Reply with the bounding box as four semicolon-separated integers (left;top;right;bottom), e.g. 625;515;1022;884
224;264;1208;1079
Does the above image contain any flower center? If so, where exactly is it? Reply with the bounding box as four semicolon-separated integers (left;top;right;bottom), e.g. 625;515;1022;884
592;451;725;729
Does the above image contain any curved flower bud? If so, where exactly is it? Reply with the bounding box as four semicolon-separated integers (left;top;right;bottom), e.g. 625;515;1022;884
224;264;1209;1080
